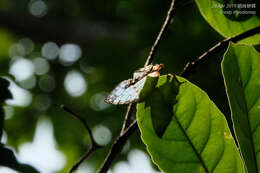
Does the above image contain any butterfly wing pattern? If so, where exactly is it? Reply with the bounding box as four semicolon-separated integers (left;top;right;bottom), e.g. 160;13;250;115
105;64;164;105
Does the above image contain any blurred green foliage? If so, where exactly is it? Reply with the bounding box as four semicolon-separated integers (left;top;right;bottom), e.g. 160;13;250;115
1;0;257;172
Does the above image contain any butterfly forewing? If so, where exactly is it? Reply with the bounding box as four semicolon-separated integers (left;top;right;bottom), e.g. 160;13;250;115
105;77;147;105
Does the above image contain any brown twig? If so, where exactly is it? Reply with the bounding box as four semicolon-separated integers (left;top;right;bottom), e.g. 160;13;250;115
180;26;260;77
98;0;177;172
144;0;176;66
99;120;138;173
56;104;103;173
120;103;135;135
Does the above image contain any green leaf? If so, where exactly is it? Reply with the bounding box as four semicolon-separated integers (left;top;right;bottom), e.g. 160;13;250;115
0;144;40;173
222;43;260;173
0;29;15;57
195;0;260;45
0;77;12;141
137;75;244;173
0;77;12;102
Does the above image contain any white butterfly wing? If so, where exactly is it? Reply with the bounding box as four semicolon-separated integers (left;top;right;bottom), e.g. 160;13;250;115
105;77;147;105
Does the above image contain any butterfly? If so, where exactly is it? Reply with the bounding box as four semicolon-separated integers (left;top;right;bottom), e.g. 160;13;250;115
105;64;164;105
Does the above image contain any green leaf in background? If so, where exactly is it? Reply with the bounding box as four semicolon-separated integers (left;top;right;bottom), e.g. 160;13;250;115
137;75;244;173
222;43;260;173
0;77;12;102
0;29;15;57
0;77;12;140
0;144;40;173
0;77;38;172
195;0;260;45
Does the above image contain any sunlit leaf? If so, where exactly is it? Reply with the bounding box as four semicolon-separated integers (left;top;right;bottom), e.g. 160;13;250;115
222;43;260;173
195;0;260;45
137;75;244;173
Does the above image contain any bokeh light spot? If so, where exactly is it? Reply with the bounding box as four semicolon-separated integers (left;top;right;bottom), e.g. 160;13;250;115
18;118;66;173
34;94;51;112
33;57;50;75
9;57;34;82
64;70;87;97
8;44;25;57
39;75;55;92
93;125;112;146
90;92;111;111
112;162;131;173
41;42;59;60
76;163;94;173
121;140;131;154
29;0;48;18
6;79;32;107
19;75;37;90
0;167;18;173
59;44;82;66
19;38;34;55
79;60;95;74
112;149;158;173
1;131;8;144
3;105;14;120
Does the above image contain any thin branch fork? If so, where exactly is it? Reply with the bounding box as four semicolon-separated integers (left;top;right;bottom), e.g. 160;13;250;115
120;103;135;135
56;104;103;173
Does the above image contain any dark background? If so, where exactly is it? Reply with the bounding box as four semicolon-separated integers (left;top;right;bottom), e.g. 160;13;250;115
0;0;233;172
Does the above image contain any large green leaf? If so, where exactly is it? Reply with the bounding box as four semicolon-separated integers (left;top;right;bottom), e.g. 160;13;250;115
137;75;244;173
222;43;260;173
195;0;260;45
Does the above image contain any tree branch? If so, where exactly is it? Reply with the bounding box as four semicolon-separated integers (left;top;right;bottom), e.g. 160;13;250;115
56;104;102;173
180;26;260;77
144;0;176;66
68;147;97;173
120;103;135;135
99;120;138;173
98;0;176;172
